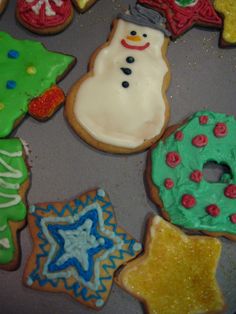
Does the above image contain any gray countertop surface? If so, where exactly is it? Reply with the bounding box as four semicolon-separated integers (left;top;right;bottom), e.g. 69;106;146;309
0;0;236;313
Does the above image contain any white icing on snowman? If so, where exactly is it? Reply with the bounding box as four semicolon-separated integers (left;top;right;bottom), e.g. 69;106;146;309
25;0;63;16
73;19;169;149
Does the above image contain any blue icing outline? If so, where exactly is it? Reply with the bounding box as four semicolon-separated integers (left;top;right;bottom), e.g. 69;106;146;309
27;190;142;307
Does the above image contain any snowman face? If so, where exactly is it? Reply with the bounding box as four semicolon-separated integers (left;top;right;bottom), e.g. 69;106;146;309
121;28;151;51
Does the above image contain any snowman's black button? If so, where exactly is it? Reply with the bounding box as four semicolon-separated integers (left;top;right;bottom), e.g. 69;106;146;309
122;81;129;88
126;56;135;64
121;67;132;75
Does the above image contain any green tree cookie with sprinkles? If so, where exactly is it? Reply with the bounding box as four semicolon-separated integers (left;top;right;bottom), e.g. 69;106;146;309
0;32;75;137
149;111;236;240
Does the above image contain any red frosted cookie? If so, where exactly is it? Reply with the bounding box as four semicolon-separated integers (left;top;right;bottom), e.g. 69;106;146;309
16;0;74;35
138;0;222;39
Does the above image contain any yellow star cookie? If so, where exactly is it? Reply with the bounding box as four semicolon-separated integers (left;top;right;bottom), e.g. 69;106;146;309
214;0;236;45
116;216;225;314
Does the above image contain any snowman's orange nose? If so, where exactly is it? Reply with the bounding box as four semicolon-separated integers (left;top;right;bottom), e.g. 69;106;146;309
126;35;142;42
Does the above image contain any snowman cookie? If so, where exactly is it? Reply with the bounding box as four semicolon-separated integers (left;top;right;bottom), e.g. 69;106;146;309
0;0;8;14
65;5;171;154
16;0;74;35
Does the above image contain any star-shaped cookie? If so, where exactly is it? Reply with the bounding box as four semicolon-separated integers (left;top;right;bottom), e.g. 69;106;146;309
138;0;222;39
23;189;142;310
116;216;225;314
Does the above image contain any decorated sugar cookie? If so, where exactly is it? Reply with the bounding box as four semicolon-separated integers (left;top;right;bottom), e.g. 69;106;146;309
116;216;225;314
138;0;222;39
65;5;171;154
214;0;236;47
16;0;74;34
0;32;75;138
148;111;236;240
23;189;142;310
72;0;98;13
0;0;8;14
0;139;30;271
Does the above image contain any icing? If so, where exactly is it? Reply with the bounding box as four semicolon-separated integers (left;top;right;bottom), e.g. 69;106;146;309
0;32;74;137
138;0;222;38
25;190;142;308
0;139;28;265
17;0;72;29
118;216;225;314
151;111;236;235
72;19;169;149
214;0;236;44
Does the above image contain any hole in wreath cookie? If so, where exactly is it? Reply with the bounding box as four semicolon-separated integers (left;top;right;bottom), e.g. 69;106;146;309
203;161;232;183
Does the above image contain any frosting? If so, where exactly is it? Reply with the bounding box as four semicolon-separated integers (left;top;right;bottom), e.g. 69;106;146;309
118;216;224;314
17;0;72;29
0;32;74;137
72;19;169;149
138;0;222;38
0;139;28;265
214;0;236;44
25;189;142;309
151;111;236;235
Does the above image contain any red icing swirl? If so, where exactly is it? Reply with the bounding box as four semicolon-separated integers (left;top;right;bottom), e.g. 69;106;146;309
17;0;72;29
230;214;236;224
190;170;202;183
192;134;208;147
181;194;196;208
164;178;174;189
224;184;236;199
213;122;227;137
199;115;208;124
166;152;181;168
175;130;184;141
206;204;220;217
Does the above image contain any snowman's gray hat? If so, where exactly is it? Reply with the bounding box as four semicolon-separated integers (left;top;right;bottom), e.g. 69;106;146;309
118;4;171;37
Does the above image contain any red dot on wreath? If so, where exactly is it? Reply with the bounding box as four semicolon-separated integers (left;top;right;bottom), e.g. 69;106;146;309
175;130;184;141
230;214;236;224
224;184;236;199
166;152;181;168
190;170;203;183
206;204;220;217
164;178;174;189
214;122;227;137
181;194;196;209
192;135;208;147
199;115;208;124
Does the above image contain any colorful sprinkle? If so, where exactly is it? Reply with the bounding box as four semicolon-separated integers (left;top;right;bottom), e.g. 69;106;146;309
206;205;220;217
175;130;184;141
7;50;19;59
164;178;174;189
224;184;236;199
214;123;227;137
190;170;203;183
166;152;181;168
0;102;5;110
27;66;37;75
199;115;208;124
181;194;196;209
192;134;208;147
230;214;236;224
6;80;16;89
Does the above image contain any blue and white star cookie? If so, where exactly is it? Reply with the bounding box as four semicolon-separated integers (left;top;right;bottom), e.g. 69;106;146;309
23;189;142;310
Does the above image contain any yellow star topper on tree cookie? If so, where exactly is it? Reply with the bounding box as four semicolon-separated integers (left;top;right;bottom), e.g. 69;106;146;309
116;216;225;314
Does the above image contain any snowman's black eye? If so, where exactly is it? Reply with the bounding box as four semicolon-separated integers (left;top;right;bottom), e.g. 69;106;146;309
143;34;147;37
130;31;137;36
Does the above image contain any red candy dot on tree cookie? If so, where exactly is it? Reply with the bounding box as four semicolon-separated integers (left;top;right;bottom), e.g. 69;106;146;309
166;152;181;168
190;170;203;183
199;115;209;124
230;214;236;224
224;184;236;199
175;130;184;141
214;123;227;137
206;204;220;217
181;194;196;208
164;178;174;189
192;135;208;147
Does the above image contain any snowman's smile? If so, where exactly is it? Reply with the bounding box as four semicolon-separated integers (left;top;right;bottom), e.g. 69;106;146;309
121;39;150;51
